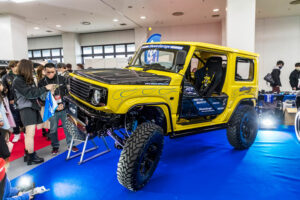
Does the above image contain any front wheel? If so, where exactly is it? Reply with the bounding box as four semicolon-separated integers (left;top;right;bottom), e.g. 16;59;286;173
117;122;164;191
227;105;258;149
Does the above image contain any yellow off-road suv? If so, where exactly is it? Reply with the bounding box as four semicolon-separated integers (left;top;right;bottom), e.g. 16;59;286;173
66;42;259;191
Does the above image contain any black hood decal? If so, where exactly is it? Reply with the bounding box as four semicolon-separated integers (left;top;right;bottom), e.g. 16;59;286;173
75;68;171;85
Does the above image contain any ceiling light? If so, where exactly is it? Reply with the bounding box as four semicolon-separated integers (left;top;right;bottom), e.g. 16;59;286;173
81;21;91;25
213;8;219;12
140;16;146;20
56;25;61;28
172;12;184;16
113;19;119;22
290;0;300;5
34;27;39;30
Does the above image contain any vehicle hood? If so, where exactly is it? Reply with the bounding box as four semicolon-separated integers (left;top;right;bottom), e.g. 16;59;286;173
74;68;171;85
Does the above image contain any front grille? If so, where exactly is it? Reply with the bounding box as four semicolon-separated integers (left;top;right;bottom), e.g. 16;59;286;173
69;77;108;106
70;78;91;101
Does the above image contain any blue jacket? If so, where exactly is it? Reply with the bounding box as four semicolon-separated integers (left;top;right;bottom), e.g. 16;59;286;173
2;176;29;200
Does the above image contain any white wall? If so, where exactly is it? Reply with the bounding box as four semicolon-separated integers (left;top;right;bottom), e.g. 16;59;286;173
255;16;300;91
80;29;135;46
226;0;256;52
149;22;222;45
27;30;134;50
28;35;62;49
10;16;28;60
84;58;128;69
134;28;148;50
0;15;14;60
0;15;27;60
62;32;81;66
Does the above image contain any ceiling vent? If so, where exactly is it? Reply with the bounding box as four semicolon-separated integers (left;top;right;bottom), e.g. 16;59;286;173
81;21;91;25
172;12;184;16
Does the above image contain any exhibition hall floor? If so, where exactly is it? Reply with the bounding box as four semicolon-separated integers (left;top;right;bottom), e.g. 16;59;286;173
10;126;300;200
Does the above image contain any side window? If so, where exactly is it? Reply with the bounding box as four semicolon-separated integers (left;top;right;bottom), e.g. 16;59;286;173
235;57;254;81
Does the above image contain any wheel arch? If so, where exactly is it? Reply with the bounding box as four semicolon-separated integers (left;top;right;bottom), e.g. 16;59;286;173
126;103;174;135
228;98;256;123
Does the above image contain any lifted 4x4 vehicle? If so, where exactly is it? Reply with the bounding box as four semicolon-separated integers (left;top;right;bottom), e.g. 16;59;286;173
66;42;259;191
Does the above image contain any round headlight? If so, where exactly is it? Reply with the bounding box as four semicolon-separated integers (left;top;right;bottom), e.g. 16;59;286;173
92;90;101;105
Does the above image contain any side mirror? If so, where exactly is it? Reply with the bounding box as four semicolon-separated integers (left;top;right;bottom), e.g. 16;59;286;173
128;56;133;65
175;50;186;71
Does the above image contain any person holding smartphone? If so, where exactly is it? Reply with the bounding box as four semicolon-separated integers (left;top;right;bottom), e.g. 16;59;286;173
13;59;55;165
38;63;78;155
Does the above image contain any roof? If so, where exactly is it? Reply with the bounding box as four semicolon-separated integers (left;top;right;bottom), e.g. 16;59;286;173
143;41;259;57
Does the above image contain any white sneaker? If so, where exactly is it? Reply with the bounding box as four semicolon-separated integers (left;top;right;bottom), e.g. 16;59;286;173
12;134;20;143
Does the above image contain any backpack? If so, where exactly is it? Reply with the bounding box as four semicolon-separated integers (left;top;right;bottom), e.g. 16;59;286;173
264;73;275;85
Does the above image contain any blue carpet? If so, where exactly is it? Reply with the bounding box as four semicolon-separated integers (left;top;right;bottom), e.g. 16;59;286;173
11;126;300;200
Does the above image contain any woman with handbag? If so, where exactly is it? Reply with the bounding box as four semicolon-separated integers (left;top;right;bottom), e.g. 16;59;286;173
13;59;55;165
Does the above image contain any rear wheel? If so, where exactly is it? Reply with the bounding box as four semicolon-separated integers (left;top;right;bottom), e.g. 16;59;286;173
117;122;164;191
227;105;258;149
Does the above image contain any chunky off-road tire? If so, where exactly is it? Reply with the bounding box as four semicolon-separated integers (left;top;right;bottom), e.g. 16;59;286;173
227;105;258;149
117;122;164;191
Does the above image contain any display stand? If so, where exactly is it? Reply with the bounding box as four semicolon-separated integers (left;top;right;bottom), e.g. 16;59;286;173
66;134;111;165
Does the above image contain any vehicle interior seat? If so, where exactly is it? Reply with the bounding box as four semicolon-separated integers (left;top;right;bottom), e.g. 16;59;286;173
194;56;223;96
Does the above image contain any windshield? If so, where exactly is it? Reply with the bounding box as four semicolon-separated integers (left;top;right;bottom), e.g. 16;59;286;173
131;44;189;73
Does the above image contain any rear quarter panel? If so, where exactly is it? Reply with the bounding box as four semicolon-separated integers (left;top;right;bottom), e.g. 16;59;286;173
222;53;259;122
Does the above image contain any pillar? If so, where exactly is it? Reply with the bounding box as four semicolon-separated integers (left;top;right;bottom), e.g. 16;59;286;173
226;0;256;52
0;15;28;60
62;32;81;66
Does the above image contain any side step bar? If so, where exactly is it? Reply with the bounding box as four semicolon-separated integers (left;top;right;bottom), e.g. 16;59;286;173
170;123;228;138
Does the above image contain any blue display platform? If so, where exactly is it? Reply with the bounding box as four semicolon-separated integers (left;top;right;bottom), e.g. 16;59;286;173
12;126;300;200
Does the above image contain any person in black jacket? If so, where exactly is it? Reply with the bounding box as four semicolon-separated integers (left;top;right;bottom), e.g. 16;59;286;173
271;60;284;93
38;63;78;155
2;60;23;143
13;59;55;165
289;63;300;90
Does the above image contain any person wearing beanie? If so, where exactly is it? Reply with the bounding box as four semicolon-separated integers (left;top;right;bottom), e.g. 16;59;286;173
0;158;33;200
289;63;300;90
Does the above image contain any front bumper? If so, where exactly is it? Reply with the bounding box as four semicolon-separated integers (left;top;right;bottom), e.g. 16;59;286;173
65;95;123;134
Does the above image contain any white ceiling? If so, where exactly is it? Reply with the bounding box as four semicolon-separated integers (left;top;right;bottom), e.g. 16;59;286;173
0;0;299;38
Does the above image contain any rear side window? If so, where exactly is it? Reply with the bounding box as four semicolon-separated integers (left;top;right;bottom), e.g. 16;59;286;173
235;57;254;81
